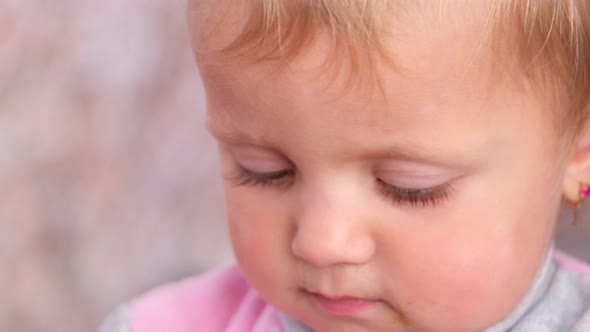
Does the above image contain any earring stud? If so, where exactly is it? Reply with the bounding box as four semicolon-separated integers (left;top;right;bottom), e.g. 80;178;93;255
567;183;590;209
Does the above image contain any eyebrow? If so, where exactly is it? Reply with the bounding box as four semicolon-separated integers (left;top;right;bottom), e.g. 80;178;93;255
206;120;270;146
338;145;474;168
207;120;483;169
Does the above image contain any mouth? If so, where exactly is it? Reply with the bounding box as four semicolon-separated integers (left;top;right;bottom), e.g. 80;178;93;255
303;290;383;316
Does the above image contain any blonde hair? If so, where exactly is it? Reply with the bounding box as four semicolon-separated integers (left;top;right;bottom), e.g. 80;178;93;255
205;0;590;140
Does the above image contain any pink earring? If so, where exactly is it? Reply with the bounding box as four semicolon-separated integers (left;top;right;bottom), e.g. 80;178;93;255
567;183;590;210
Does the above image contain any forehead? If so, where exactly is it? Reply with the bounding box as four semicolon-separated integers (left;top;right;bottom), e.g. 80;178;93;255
191;0;510;100
194;2;511;112
191;1;557;157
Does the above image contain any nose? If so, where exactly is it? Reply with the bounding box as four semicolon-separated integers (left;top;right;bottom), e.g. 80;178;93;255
290;190;376;267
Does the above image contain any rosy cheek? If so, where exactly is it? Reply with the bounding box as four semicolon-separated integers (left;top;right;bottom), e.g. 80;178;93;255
225;191;297;307
428;264;490;325
225;190;285;269
227;202;268;259
408;257;483;303
393;240;514;328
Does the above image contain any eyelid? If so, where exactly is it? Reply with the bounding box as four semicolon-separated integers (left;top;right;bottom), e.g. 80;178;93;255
231;146;291;173
376;170;452;189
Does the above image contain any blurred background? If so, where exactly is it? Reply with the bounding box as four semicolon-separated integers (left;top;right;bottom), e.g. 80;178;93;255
0;1;232;331
0;1;588;331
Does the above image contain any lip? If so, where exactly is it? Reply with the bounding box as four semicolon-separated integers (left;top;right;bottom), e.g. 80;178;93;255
307;291;381;316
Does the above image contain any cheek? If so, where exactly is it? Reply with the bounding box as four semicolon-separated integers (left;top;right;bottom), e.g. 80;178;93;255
226;189;275;262
224;187;290;293
379;242;514;332
383;211;547;330
391;163;559;328
399;244;516;323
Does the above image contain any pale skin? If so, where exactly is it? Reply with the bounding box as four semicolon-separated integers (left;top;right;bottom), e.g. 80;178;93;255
190;1;590;331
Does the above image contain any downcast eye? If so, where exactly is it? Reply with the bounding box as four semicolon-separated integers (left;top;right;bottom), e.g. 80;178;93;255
376;178;454;207
230;167;295;188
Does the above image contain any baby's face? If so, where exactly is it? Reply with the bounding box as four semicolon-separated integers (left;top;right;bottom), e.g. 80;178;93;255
195;2;568;331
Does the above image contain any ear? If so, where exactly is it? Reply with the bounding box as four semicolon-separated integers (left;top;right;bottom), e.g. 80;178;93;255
562;122;590;205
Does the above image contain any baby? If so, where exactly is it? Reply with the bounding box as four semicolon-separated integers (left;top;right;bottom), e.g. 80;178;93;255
101;1;590;331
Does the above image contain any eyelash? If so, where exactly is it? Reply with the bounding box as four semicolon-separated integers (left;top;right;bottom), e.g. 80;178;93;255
375;179;453;207
230;167;295;188
231;167;453;207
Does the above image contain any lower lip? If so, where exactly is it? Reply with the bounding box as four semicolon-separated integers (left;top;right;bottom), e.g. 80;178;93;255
310;292;381;316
